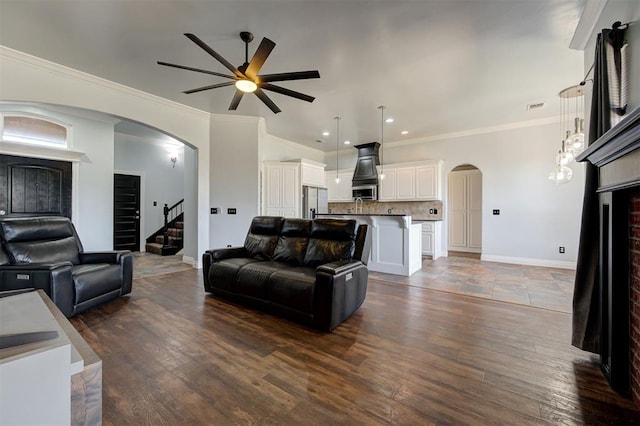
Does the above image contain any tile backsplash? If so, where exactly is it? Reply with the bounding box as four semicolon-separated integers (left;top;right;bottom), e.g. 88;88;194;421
328;200;443;220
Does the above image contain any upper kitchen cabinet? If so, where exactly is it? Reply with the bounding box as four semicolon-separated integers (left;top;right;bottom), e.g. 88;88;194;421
326;169;354;202
379;160;442;201
288;159;327;188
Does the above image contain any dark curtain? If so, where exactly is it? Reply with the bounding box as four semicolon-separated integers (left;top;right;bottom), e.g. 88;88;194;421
572;27;627;352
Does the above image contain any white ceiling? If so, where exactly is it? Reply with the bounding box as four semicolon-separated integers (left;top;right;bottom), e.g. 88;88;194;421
0;0;587;151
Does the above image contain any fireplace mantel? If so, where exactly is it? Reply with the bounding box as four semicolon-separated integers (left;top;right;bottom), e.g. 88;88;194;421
577;106;640;192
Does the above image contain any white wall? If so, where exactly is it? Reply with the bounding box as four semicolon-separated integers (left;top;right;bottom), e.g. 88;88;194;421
209;115;261;248
183;145;198;263
327;119;585;268
114;134;185;240
0;104;116;250
261;133;325;163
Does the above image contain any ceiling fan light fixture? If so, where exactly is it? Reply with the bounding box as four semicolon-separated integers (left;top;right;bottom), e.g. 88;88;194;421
235;79;257;93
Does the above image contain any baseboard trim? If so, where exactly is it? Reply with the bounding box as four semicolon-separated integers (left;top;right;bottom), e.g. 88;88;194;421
480;254;576;270
182;255;200;269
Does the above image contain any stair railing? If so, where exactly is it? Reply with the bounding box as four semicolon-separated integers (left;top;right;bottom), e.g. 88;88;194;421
163;198;184;247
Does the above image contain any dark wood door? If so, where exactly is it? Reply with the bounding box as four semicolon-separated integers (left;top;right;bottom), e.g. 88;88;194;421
0;154;72;218
113;174;141;251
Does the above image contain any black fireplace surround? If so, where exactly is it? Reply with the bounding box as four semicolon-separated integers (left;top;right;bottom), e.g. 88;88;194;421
577;106;640;394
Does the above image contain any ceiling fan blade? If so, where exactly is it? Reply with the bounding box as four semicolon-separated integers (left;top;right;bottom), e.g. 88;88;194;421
261;83;315;103
184;33;245;78
254;89;281;114
157;61;236;80
229;90;244;110
244;37;276;80
257;70;320;83
183;81;235;94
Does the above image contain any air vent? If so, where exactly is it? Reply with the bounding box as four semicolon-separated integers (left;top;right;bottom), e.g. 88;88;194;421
527;102;545;111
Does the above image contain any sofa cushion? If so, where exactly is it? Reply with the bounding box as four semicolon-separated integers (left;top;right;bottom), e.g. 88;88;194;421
209;258;260;293
0;249;9;266
272;219;311;266
303;219;357;267
244;216;283;260
268;267;316;314
4;237;81;265
236;261;292;299
73;264;122;304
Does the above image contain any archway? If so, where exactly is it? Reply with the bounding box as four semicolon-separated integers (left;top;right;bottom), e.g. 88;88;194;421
447;164;482;257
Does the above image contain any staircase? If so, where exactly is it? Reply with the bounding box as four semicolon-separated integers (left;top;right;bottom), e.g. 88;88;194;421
145;199;184;256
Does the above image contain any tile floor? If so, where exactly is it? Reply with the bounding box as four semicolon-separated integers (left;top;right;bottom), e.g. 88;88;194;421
133;252;575;314
369;255;575;313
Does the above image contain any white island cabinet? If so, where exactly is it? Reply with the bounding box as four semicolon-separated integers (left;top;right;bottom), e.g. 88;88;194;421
318;214;422;276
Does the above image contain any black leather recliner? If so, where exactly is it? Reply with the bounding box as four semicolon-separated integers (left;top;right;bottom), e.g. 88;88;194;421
0;216;133;317
203;216;370;331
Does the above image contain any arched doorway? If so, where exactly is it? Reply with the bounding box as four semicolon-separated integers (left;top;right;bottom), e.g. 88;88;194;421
448;164;482;257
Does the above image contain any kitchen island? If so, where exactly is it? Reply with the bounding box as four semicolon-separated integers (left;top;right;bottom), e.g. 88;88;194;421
316;214;422;276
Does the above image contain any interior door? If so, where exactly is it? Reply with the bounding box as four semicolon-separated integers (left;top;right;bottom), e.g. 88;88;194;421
113;173;140;251
0;154;72;218
448;172;467;249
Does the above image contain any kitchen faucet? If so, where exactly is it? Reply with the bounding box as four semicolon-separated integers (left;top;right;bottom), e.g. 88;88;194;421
354;197;363;215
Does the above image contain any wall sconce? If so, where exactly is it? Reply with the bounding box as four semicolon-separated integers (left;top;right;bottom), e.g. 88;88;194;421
170;156;177;168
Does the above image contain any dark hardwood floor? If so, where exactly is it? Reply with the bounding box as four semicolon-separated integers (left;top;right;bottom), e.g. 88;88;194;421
70;269;640;425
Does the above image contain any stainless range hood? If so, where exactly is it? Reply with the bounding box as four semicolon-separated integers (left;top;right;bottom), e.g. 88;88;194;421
352;142;380;200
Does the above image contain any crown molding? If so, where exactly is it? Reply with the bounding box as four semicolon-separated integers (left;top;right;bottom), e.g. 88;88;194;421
0;46;210;119
570;0;608;50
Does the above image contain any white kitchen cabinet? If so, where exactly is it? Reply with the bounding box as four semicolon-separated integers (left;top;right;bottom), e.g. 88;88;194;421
326;169;354;202
421;221;442;259
263;162;300;217
448;169;482;252
296;159;326;188
378;169;397;201
396;168;416;199
378;160;441;201
416;165;438;199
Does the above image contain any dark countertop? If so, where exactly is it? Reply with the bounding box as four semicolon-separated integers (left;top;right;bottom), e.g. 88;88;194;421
412;219;443;222
317;213;408;217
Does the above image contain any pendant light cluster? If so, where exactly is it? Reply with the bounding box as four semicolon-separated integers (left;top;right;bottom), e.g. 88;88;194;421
548;85;585;184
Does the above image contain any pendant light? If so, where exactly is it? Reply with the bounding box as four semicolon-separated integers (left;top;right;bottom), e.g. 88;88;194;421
378;105;385;180
334;115;341;184
560;85;585;156
548;84;584;184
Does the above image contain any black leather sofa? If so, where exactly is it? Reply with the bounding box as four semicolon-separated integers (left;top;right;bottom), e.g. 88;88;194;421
0;216;133;317
203;216;370;331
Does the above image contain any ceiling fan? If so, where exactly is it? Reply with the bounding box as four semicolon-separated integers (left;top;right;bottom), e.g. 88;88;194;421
158;32;320;114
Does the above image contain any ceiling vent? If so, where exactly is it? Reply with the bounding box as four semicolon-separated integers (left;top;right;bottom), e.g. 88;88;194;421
527;102;545;111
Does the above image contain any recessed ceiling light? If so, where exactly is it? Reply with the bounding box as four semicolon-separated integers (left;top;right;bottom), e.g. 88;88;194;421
344;140;351;145
322;131;330;136
385;117;394;123
401;130;408;135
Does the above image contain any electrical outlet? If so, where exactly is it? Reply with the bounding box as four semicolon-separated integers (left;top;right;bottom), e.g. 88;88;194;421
493;209;500;215
559;246;565;254
429;208;434;214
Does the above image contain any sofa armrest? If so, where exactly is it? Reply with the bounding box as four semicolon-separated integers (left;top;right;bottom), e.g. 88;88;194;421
80;251;130;264
316;260;364;275
314;261;368;331
205;246;248;261
0;263;75;317
202;246;248;291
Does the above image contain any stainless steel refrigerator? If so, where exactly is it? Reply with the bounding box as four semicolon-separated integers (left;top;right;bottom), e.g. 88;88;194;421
302;186;328;218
